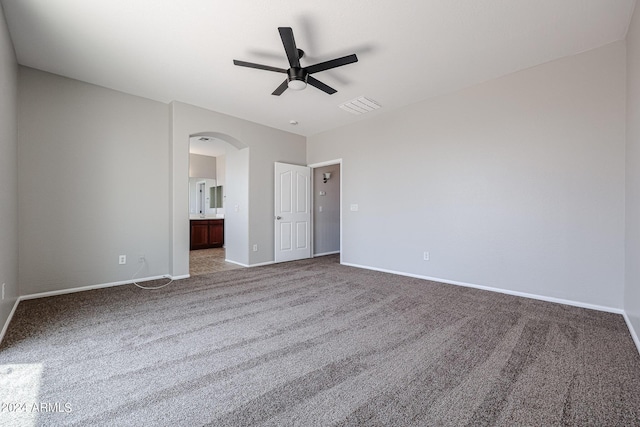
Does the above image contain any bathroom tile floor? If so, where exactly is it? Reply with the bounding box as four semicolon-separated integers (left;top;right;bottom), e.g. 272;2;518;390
189;248;243;276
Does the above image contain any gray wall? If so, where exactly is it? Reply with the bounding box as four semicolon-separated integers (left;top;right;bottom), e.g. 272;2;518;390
189;153;216;179
18;67;170;295
224;148;249;263
216;155;226;216
313;165;340;255
216;155;226;187
626;4;640;343
0;3;18;332
308;42;626;309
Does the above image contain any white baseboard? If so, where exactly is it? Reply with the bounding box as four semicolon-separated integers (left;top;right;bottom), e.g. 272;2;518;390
225;259;276;268
623;312;640;355
249;260;276;267
341;262;624;315
314;251;340;257
0;298;20;348
20;274;180;301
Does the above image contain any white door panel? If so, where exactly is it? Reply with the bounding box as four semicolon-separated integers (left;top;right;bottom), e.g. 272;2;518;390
275;162;311;263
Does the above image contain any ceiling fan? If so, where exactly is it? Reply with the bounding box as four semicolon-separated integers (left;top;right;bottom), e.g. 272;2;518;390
233;27;358;96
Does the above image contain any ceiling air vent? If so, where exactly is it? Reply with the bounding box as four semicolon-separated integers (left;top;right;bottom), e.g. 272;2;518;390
338;96;381;115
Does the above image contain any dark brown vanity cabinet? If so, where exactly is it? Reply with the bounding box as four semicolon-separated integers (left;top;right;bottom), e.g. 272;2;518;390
190;219;224;250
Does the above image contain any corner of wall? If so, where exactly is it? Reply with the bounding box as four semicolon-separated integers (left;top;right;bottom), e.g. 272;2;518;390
0;0;19;347
624;0;640;356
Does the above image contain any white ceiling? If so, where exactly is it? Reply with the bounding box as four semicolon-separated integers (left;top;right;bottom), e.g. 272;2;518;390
189;136;227;157
1;0;636;136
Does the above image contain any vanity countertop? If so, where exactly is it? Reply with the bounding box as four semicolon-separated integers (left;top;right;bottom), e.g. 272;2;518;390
190;215;224;220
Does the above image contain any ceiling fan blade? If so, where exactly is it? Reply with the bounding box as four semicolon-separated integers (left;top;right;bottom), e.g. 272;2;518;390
233;60;287;73
305;54;358;74
278;27;300;68
307;76;337;95
272;79;289;96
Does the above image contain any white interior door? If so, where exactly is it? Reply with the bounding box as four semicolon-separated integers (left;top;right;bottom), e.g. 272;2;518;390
275;162;311;263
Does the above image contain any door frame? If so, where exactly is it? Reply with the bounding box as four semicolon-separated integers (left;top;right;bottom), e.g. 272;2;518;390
308;159;343;264
196;180;206;215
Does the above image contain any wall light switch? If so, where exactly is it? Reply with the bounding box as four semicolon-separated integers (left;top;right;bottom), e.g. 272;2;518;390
350;204;359;211
319;191;326;196
319;206;323;212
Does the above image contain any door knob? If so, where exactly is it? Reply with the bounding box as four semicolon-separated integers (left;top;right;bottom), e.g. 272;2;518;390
276;216;282;220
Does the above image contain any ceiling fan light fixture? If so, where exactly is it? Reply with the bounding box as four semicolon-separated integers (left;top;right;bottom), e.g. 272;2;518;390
287;79;307;90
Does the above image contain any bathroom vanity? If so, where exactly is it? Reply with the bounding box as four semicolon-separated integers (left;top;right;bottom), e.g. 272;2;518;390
190;218;224;250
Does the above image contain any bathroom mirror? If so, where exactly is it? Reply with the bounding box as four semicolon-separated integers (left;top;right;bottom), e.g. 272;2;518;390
210;185;223;209
189;178;222;215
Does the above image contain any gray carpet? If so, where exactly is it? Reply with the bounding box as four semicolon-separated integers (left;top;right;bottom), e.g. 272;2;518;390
1;255;639;426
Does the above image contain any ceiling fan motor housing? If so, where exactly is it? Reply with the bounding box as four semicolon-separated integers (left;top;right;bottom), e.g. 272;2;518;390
287;68;308;90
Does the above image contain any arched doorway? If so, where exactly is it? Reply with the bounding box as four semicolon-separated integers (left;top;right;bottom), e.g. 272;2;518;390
187;132;248;273
169;107;249;279
188;134;244;274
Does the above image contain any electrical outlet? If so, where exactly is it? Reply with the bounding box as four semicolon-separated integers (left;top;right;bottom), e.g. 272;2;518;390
119;255;126;265
138;254;145;263
1;283;5;300
423;251;430;261
253;244;258;252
